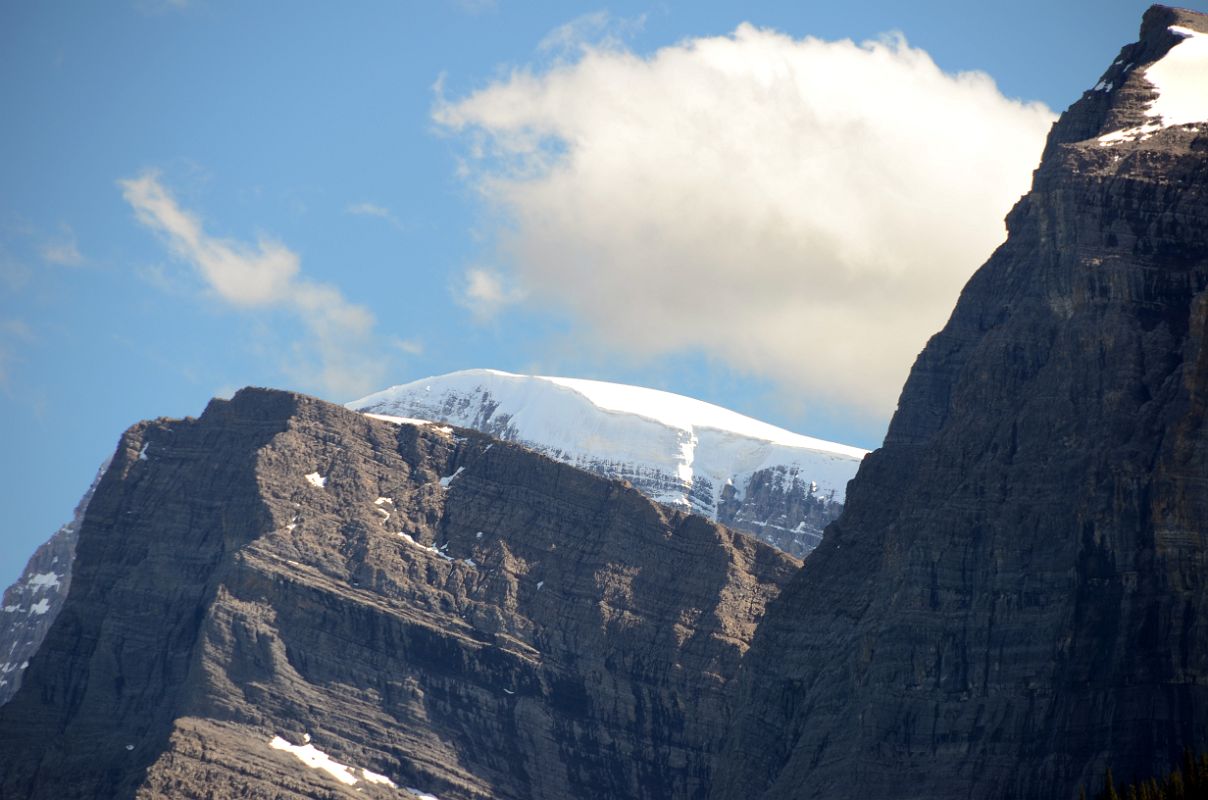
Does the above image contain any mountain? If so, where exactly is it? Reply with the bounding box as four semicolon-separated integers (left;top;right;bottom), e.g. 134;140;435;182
712;7;1208;799
350;369;867;557
0;461;106;706
2;7;1206;800
0;369;855;712
0;389;798;799
0;370;859;714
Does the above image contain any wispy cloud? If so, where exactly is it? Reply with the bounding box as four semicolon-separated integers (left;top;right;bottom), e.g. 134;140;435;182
538;11;646;57
119;171;392;398
1;320;34;340
121;173;299;306
392;337;424;356
40;224;86;267
0;319;34;393
0;246;31;292
346;201;406;231
456;266;524;321
435;24;1055;417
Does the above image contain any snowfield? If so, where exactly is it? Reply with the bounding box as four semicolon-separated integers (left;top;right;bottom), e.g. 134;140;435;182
349;369;866;523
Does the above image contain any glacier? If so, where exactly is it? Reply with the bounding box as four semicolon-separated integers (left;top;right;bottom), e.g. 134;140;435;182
349;369;867;557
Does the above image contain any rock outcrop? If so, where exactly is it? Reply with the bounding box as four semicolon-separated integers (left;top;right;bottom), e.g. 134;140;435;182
713;7;1208;800
0;389;797;799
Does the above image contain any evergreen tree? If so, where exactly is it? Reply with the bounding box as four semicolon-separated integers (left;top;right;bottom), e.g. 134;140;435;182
1107;767;1122;800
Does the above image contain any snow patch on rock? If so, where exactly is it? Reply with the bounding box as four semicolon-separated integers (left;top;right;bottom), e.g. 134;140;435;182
269;735;358;786
1100;25;1208;145
26;573;61;592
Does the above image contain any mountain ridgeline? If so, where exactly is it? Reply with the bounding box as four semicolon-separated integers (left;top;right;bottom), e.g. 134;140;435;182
1;6;1207;799
350;370;866;557
0;391;800;799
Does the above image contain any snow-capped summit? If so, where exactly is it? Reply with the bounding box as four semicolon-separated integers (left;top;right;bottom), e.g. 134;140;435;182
349;369;868;556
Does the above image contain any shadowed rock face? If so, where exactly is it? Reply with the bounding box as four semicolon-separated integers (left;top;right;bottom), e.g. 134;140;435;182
713;7;1208;800
0;389;798;800
0;478;91;706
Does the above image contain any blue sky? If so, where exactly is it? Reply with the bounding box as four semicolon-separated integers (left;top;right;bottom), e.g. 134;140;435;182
0;0;1195;587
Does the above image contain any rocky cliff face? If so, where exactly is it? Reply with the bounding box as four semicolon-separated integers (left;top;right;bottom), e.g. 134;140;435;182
713;7;1208;800
351;370;865;558
0;369;849;715
0;461;105;706
0;388;797;800
2;8;1203;800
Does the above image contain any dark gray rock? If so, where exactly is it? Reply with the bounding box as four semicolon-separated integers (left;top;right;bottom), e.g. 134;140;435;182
2;8;1204;800
715;466;841;556
0;461;105;706
0;389;797;799
713;7;1208;800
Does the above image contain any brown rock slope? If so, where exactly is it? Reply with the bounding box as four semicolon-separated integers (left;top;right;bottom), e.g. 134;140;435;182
713;7;1208;800
0;389;798;799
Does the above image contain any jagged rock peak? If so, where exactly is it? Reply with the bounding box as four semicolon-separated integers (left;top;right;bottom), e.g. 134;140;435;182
1045;4;1208;154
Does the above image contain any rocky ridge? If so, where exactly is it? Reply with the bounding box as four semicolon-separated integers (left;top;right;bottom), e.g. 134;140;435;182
1;7;1205;800
0;461;105;706
0;368;853;713
0;388;798;799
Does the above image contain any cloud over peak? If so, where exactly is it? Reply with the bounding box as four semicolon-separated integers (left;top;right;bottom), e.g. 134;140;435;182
435;24;1056;416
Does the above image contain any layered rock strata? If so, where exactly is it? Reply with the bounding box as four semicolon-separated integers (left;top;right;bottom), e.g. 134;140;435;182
0;389;797;800
713;7;1208;800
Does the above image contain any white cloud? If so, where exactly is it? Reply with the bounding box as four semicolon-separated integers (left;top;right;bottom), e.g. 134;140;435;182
346;202;405;231
119;172;393;398
347;202;391;219
121;173;298;307
538;11;646;56
392;337;424;356
434;24;1056;417
457;267;524;321
40;224;86;267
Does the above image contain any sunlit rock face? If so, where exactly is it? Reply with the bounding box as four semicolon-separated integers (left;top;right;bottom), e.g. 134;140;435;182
0;389;798;799
714;7;1208;800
